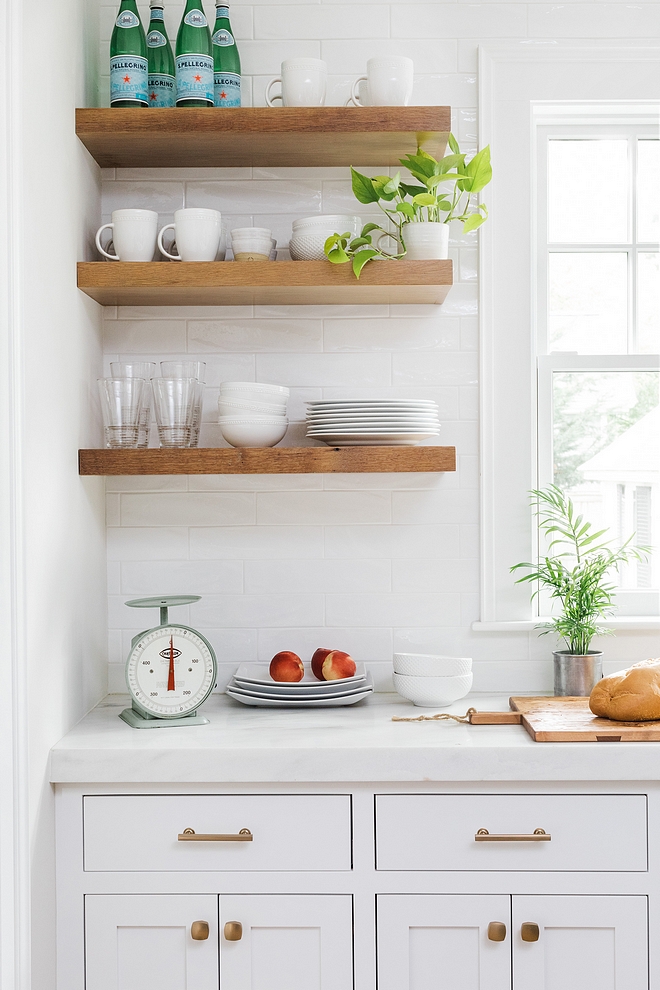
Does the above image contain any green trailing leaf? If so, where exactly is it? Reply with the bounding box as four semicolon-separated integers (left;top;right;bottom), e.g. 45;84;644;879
448;132;460;154
437;153;466;173
361;222;382;236
462;213;485;233
396;202;415;218
465;146;492;194
348;237;372;250
399;182;428;199
352;248;379;279
412;193;436;207
383;172;401;195
350;167;380;204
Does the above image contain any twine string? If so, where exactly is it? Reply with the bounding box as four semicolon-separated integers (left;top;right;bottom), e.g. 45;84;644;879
392;707;477;724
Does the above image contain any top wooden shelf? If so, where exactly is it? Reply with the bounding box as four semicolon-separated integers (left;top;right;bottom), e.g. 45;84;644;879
75;106;451;169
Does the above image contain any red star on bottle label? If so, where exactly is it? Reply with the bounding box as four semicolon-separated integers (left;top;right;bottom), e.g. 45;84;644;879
220;90;227;100
194;74;202;82
123;75;131;83
150;92;157;101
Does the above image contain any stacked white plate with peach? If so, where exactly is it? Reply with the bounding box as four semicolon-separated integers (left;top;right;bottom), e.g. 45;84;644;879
392;653;473;707
226;649;374;707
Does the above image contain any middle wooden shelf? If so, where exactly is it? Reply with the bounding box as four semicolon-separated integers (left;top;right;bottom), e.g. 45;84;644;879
77;259;453;307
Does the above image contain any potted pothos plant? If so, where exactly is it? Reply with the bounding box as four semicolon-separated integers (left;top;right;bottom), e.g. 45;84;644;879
324;134;492;278
511;486;650;696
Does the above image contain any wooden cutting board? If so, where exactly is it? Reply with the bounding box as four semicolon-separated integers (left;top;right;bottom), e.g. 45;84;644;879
509;696;660;742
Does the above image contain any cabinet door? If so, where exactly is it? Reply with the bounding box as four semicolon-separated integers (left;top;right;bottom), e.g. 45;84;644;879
85;894;218;990
220;894;353;990
377;894;511;990
513;895;648;990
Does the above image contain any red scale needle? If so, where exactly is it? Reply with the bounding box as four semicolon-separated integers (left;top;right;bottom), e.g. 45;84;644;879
167;635;176;692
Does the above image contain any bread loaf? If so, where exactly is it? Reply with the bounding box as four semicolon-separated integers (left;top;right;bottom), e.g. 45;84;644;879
589;658;660;721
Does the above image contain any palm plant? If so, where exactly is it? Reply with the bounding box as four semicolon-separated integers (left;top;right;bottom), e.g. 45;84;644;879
511;485;650;655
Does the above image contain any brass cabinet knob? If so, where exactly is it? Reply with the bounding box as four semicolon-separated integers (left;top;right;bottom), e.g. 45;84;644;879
224;921;243;941
487;922;507;942
521;922;540;942
191;921;210;941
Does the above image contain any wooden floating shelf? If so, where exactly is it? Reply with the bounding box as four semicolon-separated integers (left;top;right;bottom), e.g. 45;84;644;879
75;106;450;169
77;260;453;307
78;446;456;476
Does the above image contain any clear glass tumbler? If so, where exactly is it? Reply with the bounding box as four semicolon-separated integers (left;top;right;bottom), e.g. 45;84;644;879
110;362;156;448
160;360;207;382
152;377;198;448
97;378;145;449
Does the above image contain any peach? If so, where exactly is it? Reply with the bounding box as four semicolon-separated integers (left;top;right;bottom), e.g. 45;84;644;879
269;651;304;682
311;647;335;681
321;650;357;681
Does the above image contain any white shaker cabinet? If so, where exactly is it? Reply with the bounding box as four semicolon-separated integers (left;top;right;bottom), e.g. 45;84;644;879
85;894;219;990
512;894;648;990
377;894;512;990
220;894;353;990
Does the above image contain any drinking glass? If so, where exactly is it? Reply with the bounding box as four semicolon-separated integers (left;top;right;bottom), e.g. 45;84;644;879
110;362;156;448
160;360;206;382
97;378;145;449
152;377;198;448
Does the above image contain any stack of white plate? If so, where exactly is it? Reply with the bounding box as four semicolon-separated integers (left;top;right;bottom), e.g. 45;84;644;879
306;399;441;447
226;663;374;708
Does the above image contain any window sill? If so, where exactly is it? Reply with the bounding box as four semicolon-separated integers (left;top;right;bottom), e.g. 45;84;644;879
472;617;660;632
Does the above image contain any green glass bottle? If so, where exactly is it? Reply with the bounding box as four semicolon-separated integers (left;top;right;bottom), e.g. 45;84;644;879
147;0;176;107
175;0;214;107
110;0;148;107
212;4;241;107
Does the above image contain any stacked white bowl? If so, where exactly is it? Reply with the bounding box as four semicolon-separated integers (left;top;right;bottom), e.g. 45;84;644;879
290;215;362;261
218;382;289;448
392;653;473;708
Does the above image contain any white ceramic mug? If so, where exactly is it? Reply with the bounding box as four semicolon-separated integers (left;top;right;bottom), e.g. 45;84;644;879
266;58;327;107
158;209;223;262
348;56;414;107
95;209;159;262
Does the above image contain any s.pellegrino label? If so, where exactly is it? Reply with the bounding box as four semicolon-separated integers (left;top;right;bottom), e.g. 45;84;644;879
212;3;241;107
110;0;148;107
147;2;175;106
111;55;148;106
176;0;214;106
175;54;214;104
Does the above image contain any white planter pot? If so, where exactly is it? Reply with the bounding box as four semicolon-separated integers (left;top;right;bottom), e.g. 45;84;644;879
402;221;449;260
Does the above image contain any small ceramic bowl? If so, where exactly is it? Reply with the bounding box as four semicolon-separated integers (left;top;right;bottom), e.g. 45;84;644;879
218;396;286;417
393;671;473;708
219;382;290;399
219;416;288;448
393;653;472;677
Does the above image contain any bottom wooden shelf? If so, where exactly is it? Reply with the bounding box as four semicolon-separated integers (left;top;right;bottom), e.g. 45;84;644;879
78;446;456;475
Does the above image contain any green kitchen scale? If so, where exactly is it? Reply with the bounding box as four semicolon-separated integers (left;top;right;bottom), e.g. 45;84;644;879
119;596;217;729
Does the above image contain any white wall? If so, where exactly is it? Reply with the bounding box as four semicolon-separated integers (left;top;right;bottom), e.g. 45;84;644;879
98;1;660;699
1;2;107;988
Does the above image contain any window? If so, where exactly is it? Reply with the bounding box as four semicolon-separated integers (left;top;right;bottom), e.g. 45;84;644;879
477;46;660;628
535;110;659;613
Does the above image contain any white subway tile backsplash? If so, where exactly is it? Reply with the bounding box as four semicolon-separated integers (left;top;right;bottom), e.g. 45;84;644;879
188;318;323;352
323;317;460;352
528;4;660;36
391;489;479;525
121;559;243;595
393;351;478;386
186;179;322;215
245;558;391;594
107;527;189;561
103;319;188;353
255;4;389;38
120;492;256;527
256;490;391;525
319;38;458;73
325;523;460;558
256;351;391;386
326;592;461;626
191;593;325;627
392;4;527;38
190;525;325;559
256;627;394;664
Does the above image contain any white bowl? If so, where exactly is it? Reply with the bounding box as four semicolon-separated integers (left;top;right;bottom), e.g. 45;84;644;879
393;653;472;677
393;672;473;708
292;214;361;231
220;381;290;399
219;417;288;448
218;396;286;416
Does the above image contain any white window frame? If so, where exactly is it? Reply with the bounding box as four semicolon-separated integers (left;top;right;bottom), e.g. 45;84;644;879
476;44;660;632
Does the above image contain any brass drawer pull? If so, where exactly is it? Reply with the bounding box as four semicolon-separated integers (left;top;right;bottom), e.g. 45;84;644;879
224;921;243;941
178;827;253;842
475;828;551;842
521;922;540;942
487;922;507;942
191;921;209;940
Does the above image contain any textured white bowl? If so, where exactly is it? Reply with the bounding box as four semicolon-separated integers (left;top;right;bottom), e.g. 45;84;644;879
219;417;288;448
219;396;286;416
393;671;473;708
220;381;290;399
292;214;361;231
289;234;332;262
393;653;472;677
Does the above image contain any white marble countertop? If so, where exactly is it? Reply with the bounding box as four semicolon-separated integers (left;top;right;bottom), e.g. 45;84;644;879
49;692;660;783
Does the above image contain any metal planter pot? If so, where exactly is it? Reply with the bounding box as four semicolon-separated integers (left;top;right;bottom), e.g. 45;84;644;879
553;650;603;697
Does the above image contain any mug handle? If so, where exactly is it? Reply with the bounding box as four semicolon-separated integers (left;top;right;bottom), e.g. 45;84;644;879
157;223;181;261
349;75;368;107
265;77;283;107
95;222;118;260
375;230;400;257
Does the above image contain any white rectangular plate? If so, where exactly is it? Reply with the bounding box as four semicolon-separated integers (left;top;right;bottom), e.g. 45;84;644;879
226;683;374;708
228;674;373;701
234;662;367;687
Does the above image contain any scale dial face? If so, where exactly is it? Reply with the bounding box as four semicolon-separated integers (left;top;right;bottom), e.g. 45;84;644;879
126;624;216;718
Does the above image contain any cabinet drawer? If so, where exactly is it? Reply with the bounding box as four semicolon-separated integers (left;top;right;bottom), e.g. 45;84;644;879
375;794;647;871
84;794;352;872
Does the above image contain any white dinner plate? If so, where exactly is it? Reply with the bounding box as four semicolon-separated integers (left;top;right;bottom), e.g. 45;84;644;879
234;662;367;687
307;430;439;438
228;674;373;702
226;682;373;708
307;421;440;428
309;435;438;446
233;673;367;695
308;400;437;407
